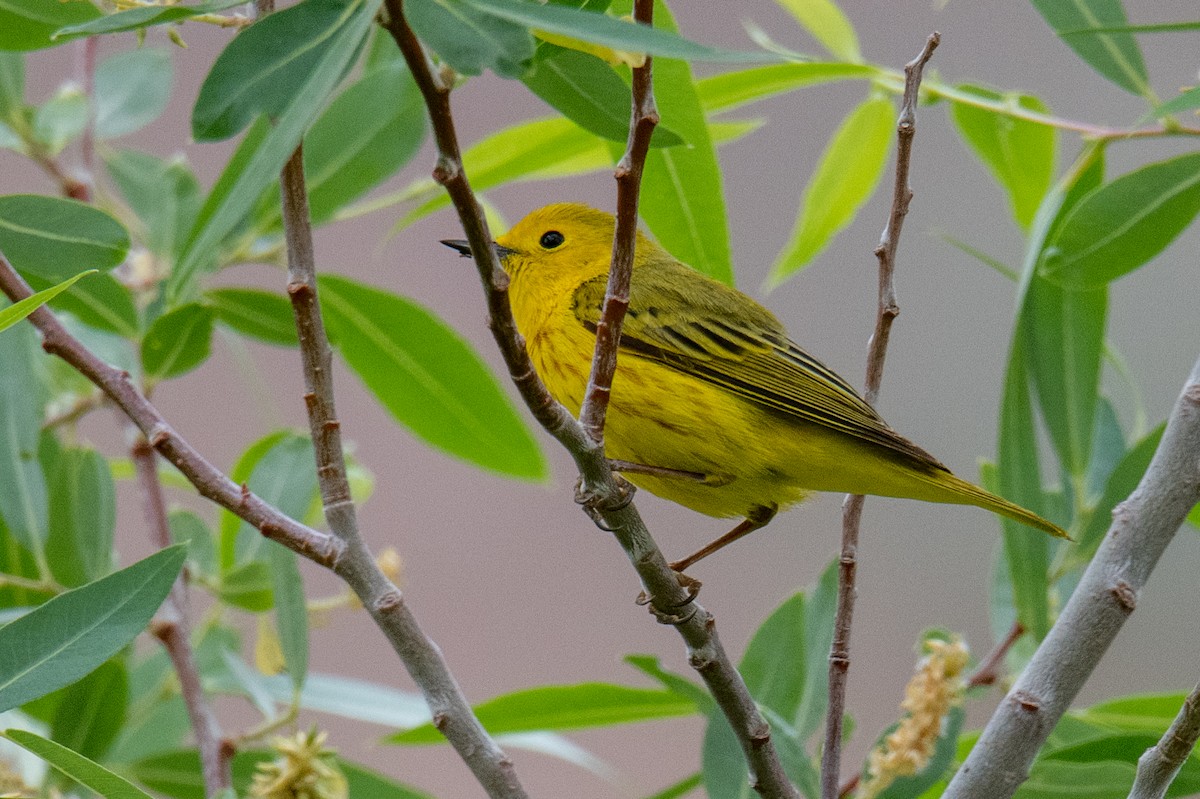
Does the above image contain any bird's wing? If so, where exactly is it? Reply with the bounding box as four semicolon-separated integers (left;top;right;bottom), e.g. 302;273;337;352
571;263;945;469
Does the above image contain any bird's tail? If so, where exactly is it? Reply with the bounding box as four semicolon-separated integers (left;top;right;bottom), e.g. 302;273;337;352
932;470;1070;539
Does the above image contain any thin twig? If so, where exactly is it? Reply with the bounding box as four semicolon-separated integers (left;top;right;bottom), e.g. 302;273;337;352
1128;683;1200;799
944;355;1200;798
378;2;798;796
576;0;657;444
966;620;1024;690
821;33;939;799
276;140;528;796
41;390;105;430
75;35;98;187
132;435;231;795
0;255;344;567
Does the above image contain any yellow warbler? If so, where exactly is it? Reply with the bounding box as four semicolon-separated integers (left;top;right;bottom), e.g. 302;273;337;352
444;204;1066;566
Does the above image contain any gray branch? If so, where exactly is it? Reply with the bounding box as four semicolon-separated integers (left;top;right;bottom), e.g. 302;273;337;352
944;355;1200;798
1128;682;1200;799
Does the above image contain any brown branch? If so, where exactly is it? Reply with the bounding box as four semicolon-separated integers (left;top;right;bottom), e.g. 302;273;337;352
132;436;231;795
379;2;798;796
821;32;939;799
576;0;657;444
966;620;1024;690
277;144;528;797
0;257;344;569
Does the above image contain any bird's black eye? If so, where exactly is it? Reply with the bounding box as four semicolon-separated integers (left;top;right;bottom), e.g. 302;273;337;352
539;230;565;249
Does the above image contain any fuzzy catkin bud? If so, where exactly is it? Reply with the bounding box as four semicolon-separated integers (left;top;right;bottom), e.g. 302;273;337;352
250;729;348;799
856;635;970;799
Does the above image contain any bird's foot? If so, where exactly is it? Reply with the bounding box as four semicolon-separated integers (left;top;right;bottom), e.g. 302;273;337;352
636;571;702;625
574;474;636;532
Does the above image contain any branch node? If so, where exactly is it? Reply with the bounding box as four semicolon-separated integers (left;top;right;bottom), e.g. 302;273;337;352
286;280;311;298
1011;690;1042;713
148;424;171;449
1110;579;1138;613
374;589;404;614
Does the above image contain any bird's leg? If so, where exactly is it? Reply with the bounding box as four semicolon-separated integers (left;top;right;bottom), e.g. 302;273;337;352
670;504;778;572
609;459;707;482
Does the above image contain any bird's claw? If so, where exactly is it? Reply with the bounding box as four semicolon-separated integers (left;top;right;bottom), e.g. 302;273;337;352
636;572;702;625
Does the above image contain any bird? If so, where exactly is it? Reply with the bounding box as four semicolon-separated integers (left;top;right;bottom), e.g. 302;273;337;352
443;203;1066;569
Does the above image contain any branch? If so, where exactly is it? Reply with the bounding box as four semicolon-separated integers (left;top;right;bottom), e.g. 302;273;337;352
943;355;1200;799
821;33;939;799
276;142;528;797
1128;683;1200;799
132;436;231;795
379;2;798;796
965;620;1024;690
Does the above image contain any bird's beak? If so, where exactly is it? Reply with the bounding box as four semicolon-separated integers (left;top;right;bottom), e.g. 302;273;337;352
440;239;516;261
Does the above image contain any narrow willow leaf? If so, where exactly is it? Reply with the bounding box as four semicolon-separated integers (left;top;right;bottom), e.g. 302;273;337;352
739;592;807;719
217;560;274;611
267;541;308;691
171;0;377;300
207;287;297;346
0;0;100;51
388;683;696;743
0;324;49;557
641;773;703;799
2;730;153;799
522;44;682;146
141;303;215;380
25;271;137;337
697;62;876;113
0;269;96;334
46;447;115;588
193;0;365;141
169;509;217;578
104;149;203;260
406;0;535;78
217;430;292;569
768;94;893;286
0;546;185;713
0;195;129;282
774;0;861;62
1151;85;1200;118
94;49;172;140
622;655;712;712
0;53;23;119
629;0;733;284
465;0;775;64
1074;424;1163;560
320;275;547;480
32;86;86;154
1042;152;1200;289
950;85;1056;229
48;658;128;761
793;559;837;742
1077;692;1199;732
1022;276;1107;479
54;0;247;40
222;433;317;569
1029;0;1150;97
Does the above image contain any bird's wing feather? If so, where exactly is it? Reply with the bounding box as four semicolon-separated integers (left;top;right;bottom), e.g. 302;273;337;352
571;263;945;470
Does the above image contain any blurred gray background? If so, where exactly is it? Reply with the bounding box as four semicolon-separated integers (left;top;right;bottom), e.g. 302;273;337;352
9;1;1200;796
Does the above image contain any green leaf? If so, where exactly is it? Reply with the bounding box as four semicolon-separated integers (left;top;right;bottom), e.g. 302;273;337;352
217;430;292;569
1029;0;1151;97
1152;85;1200;119
169;508;217;578
630;0;733;284
1;729;153;799
1022;277;1107;479
257;61;427;230
697;62;877;113
773;0;861;61
767;94;893;286
0;53;24;120
642;773;703;799
0;323;49;559
222;433;317;569
0;0;101;51
464;0;775;64
32;85;86;155
171;0;377;301
207;287;297;346
950;85;1056;229
46;447;115;588
1073;424;1163;559
0;546;185;713
1041;152;1200;289
0;195;129;282
739;591;807;719
622;654;712;713
54;0;247;39
104;149;203;261
192;0;364;141
1077;692;1195;732
388;683;696;743
94;48;173;139
217;560;274;611
793;559;838;742
319;275;547;480
48;657;127;762
1062;20;1200;34
267;541;308;690
0;269;96;334
522;44;683;146
405;0;535;78
25;270;137;337
141;303;215;380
